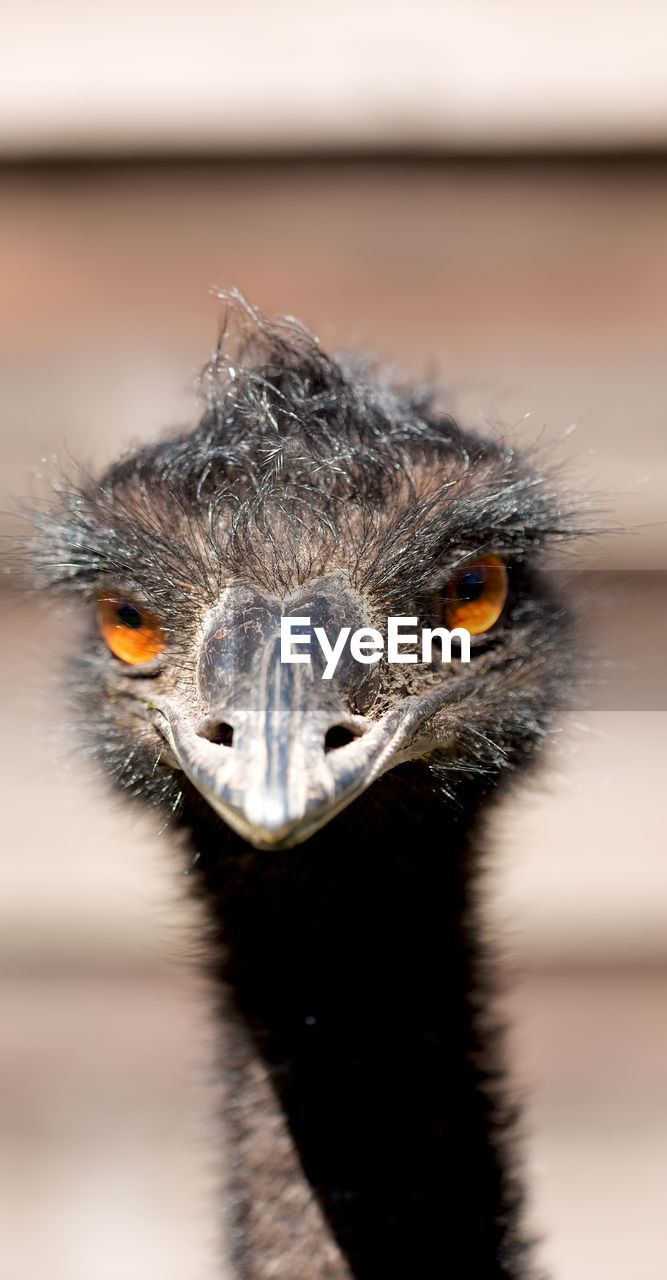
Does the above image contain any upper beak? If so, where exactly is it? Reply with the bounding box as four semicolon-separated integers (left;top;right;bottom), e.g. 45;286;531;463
152;575;459;849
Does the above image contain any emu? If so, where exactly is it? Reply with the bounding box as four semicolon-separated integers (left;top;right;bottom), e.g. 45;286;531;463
27;298;582;1279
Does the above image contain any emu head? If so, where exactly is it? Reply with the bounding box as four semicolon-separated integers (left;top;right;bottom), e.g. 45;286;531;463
29;304;580;850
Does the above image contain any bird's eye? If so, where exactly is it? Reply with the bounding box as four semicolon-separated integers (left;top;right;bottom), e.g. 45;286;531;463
97;594;167;665
445;555;508;634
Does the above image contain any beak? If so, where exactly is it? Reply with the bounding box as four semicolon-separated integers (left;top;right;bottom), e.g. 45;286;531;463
152;575;462;849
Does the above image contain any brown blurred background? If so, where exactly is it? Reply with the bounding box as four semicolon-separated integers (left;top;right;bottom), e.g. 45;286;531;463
1;4;667;1278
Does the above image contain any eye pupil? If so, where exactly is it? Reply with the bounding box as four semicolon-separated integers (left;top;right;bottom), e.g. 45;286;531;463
454;570;485;604
116;603;143;630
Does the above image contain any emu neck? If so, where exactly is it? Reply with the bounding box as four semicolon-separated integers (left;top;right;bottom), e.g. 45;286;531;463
190;765;528;1280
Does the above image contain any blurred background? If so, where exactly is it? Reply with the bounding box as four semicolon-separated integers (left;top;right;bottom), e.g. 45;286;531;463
1;3;666;1278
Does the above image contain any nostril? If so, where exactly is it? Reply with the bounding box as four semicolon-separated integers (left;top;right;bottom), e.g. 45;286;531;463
324;725;357;753
200;721;234;747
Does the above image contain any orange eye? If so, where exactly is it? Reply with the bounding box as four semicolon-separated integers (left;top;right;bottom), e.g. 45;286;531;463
97;594;167;665
445;555;508;635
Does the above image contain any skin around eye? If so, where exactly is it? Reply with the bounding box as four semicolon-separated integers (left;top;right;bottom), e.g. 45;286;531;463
445;555;508;635
97;594;167;665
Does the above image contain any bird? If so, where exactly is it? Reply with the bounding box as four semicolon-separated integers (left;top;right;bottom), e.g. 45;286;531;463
26;294;584;1280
